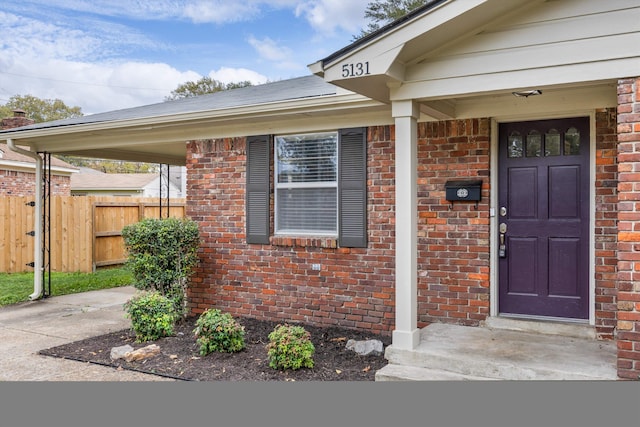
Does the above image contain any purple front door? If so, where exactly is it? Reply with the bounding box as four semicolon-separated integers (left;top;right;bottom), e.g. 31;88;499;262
498;117;590;319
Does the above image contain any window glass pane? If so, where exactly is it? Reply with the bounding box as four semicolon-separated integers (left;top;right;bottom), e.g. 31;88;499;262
545;129;560;156
526;130;542;157
275;131;339;235
564;127;580;155
276;188;337;234
508;132;523;158
276;133;337;183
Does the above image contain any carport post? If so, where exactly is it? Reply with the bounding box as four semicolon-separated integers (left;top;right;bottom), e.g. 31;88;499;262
6;138;43;300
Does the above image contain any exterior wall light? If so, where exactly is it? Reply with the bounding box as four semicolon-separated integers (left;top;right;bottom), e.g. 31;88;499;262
512;89;542;98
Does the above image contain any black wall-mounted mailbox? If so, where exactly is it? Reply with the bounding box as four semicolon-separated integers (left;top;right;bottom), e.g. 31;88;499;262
445;180;482;207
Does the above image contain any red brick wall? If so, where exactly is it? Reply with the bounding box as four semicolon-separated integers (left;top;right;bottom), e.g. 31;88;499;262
186;128;396;335
185;114;621;341
2;113;71;196
595;108;619;340
616;77;640;380
0;170;70;196
416;119;491;327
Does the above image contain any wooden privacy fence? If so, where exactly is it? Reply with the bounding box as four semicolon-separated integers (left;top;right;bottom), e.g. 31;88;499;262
0;196;186;273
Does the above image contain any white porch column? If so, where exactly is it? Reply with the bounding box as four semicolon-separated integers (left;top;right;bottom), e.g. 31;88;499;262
392;100;420;350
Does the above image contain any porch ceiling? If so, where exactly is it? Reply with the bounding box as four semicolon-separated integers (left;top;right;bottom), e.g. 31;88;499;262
414;81;618;121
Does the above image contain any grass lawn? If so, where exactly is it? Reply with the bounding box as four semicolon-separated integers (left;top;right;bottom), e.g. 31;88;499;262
0;266;133;307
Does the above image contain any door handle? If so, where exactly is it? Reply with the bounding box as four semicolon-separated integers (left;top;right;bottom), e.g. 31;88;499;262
499;223;507;258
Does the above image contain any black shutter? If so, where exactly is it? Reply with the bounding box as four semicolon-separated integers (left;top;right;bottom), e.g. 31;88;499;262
246;135;270;244
338;127;367;248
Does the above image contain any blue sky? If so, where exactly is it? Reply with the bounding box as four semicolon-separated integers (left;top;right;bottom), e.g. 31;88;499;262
0;0;371;114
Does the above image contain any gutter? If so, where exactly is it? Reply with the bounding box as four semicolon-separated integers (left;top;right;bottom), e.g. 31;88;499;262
6;138;43;300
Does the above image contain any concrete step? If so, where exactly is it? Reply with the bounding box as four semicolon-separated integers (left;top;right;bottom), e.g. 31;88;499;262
375;364;498;381
483;316;597;339
379;323;618;381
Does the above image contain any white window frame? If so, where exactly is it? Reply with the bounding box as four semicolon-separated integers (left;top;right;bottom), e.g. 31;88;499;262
274;131;339;236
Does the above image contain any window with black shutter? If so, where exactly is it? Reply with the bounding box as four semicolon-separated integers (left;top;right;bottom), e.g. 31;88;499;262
245;127;366;247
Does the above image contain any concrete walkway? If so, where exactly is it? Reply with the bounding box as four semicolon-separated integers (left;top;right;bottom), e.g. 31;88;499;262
0;286;174;381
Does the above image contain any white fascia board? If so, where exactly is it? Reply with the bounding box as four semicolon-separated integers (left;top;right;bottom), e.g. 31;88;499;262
0;160;77;176
48;166;79;175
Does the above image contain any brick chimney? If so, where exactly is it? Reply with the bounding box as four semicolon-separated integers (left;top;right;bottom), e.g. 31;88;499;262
1;109;36;130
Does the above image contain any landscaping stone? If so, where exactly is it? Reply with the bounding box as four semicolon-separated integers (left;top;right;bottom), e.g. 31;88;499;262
346;339;383;356
110;344;134;360
124;344;161;362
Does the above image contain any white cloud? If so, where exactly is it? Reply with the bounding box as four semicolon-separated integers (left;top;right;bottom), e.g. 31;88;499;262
9;1;369;31
8;0;293;25
0;56;201;114
0;9;196;113
248;36;291;62
295;0;369;36
247;36;304;71
209;67;269;85
0;11;161;62
0;12;97;61
182;1;261;24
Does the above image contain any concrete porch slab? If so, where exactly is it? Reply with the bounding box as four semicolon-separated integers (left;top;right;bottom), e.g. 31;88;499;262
376;321;618;381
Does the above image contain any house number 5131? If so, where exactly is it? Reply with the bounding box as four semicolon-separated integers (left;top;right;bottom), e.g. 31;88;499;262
341;62;370;78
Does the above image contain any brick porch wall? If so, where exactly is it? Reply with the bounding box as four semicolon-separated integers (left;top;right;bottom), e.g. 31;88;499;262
616;77;640;380
185;128;397;335
595;107;619;340
416;119;491;327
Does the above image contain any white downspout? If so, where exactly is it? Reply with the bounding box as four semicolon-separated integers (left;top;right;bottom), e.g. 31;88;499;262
6;138;43;300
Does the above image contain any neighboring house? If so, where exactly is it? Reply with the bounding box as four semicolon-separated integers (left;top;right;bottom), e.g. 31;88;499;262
2;0;640;380
70;169;184;198
1;110;77;196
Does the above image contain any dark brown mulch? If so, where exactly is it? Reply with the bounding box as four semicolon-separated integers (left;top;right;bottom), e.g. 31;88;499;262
38;316;392;381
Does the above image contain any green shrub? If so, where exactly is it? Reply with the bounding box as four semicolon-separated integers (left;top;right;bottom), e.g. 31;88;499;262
266;324;315;370
121;217;200;317
124;291;179;342
193;309;246;355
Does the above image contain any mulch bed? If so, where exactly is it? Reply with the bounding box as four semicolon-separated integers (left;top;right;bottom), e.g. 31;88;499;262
39;316;392;381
